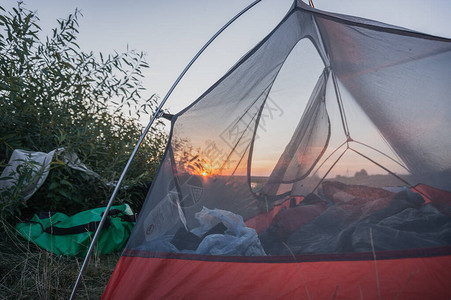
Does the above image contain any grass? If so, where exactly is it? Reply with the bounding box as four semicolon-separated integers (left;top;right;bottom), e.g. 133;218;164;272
0;219;120;299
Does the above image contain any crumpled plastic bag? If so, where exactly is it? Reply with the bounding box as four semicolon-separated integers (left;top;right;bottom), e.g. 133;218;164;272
136;207;267;256
191;207;266;256
0;148;104;202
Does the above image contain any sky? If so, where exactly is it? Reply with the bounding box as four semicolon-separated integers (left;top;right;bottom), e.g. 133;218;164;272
2;0;451;116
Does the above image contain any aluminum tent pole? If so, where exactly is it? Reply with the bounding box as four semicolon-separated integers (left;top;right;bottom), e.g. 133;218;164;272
69;1;262;298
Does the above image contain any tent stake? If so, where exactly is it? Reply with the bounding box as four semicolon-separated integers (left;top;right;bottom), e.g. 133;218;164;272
69;1;262;299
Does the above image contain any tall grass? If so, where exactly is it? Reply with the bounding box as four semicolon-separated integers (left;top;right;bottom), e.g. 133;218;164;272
0;219;118;299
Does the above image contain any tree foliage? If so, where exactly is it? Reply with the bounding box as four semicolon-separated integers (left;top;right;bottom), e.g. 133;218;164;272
354;169;369;178
0;3;167;218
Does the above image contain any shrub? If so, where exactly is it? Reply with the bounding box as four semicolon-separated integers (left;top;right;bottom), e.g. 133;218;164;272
0;3;167;219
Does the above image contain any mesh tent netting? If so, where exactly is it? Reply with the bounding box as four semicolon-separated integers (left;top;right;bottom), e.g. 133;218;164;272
103;1;451;299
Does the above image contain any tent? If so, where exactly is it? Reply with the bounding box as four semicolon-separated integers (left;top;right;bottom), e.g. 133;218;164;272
101;1;451;298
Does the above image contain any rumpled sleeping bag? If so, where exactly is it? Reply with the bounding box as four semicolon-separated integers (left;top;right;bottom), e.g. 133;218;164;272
259;182;451;255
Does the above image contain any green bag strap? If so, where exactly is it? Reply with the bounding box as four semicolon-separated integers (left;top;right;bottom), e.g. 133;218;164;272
43;218;112;235
104;208;136;222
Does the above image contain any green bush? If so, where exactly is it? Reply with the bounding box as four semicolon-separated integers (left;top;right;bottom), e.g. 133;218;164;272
0;3;167;219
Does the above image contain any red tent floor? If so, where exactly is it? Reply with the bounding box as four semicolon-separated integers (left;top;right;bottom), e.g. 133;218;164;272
102;249;451;299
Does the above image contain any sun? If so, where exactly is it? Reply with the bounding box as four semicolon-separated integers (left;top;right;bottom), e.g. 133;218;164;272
202;171;208;177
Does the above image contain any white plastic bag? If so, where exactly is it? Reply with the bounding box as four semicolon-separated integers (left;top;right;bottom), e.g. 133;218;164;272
192;207;266;256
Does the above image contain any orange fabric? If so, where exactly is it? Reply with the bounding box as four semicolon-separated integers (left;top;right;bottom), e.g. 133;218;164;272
270;201;327;238
413;184;451;205
103;254;451;299
245;196;303;233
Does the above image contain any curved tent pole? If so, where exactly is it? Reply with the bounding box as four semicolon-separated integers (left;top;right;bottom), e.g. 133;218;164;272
69;1;263;299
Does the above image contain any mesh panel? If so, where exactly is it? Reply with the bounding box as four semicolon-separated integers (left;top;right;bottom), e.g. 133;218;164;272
315;10;451;190
261;68;330;196
127;2;451;258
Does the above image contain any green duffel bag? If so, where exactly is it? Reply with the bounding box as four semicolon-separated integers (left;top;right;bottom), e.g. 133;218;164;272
15;204;135;257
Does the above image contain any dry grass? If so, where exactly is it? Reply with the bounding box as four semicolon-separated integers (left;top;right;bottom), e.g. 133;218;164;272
0;219;120;300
